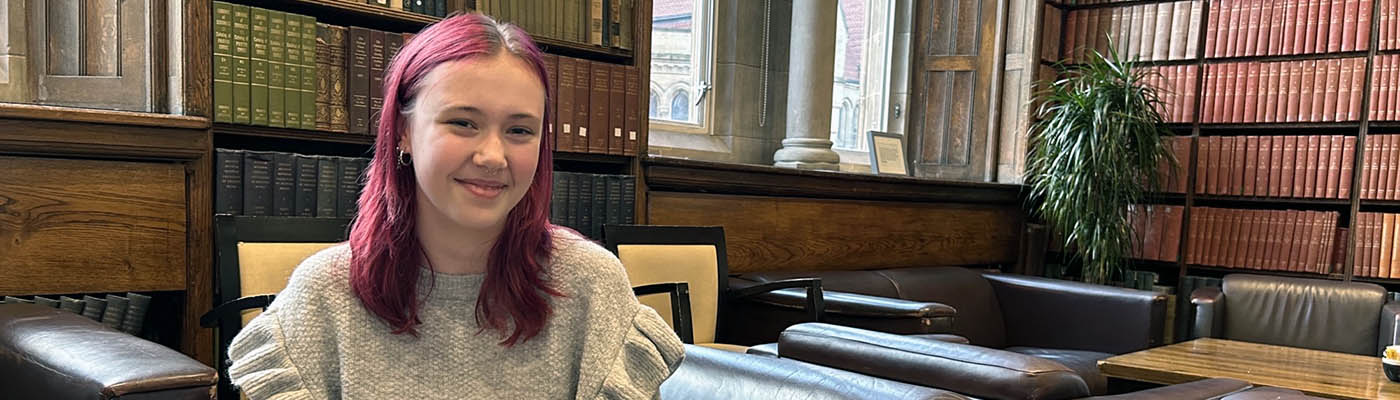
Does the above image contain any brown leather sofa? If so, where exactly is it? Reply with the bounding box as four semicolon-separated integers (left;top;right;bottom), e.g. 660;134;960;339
733;266;1168;395
1192;273;1400;356
0;303;217;400
663;322;1283;400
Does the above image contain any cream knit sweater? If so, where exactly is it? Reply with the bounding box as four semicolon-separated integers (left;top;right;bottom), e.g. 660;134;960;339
227;230;684;399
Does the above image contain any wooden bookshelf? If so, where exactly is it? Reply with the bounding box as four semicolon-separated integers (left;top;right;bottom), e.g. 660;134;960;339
215;123;375;145
1040;0;1396;289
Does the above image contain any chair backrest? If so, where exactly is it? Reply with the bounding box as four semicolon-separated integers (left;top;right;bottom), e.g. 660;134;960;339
604;225;726;345
1221;274;1386;355
213;215;350;399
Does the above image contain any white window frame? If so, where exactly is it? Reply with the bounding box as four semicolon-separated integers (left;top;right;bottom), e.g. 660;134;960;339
835;0;902;170
648;0;715;135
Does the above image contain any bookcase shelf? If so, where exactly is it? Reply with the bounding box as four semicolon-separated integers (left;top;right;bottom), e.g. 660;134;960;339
536;37;635;65
228;0;442;33
1192;195;1352;209
1197;122;1361;133
1187;265;1338;280
1202;51;1370;65
215;123;375;146
1048;0;1185;12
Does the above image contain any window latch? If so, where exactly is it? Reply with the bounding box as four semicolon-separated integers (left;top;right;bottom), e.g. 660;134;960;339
695;81;712;106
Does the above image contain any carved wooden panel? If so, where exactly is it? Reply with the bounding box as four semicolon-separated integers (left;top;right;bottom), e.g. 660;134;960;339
909;0;1000;181
0;156;186;295
647;191;1022;273
29;0;154;111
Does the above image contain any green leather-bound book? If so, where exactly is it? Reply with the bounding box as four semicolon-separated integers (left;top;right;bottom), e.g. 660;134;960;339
232;4;252;124
250;7;269;126
268;11;286;127
301;14;318;130
284;14;302;129
213;2;234;123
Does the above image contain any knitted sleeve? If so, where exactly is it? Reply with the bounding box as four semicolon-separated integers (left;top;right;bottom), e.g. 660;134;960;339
227;310;317;400
595;304;686;400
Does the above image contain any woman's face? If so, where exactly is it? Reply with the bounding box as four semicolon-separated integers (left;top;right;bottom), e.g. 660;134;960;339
401;52;545;235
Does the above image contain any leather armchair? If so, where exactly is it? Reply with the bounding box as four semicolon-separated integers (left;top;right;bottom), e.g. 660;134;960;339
660;344;973;400
1191;273;1397;356
0;303;217;400
735;266;1168;395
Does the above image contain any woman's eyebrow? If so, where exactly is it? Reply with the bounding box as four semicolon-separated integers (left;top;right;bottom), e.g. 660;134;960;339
444;105;538;120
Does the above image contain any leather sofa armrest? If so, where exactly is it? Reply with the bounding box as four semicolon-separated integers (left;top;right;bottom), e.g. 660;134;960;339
984;273;1168;354
1380;301;1400;355
0;304;217;399
734;283;956;320
1081;378;1251;400
778;323;1091;400
661;344;970;400
723;277;956;344
1191;286;1225;340
729;278;825;322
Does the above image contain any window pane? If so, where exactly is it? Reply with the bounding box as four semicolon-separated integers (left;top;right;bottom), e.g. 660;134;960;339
832;0;869;151
651;0;703;125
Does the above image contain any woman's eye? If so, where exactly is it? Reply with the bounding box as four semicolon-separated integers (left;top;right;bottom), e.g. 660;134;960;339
508;127;536;136
448;120;477;129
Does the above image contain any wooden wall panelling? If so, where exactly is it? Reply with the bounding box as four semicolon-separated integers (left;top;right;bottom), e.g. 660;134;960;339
633;0;652;223
647;191;1023;273
184;0;212;116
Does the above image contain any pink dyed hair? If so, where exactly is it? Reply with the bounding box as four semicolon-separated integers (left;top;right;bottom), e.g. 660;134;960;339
348;13;559;346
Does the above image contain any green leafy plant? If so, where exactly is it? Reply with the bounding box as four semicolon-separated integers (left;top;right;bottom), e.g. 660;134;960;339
1026;43;1175;285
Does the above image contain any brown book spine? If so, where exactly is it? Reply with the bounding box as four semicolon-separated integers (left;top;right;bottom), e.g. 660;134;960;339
1263;63;1279;123
1300;61;1317;122
1281;0;1299;55
1210;136;1224;195
1217;208;1233;266
574;59;592;153
1209;65;1224;123
1330;0;1348;52
1359;0;1374;51
1382;213;1394;276
1143;205;1162;260
544;54;559;152
330;26;349;133
347;27;371;135
1317;0;1334;53
368;29;385;134
1356;213;1370;277
1341;136;1356;199
1305;0;1322;53
1224;209;1241;267
623;65;639;156
1206;1;1220;57
1282;135;1298;197
1324;59;1340;122
1257;136;1272;196
1063;9;1079;60
1384;135;1396;200
1270;135;1285;197
1164;205;1184;262
1085;8;1101;60
1199;207;1215;265
1350;57;1364;120
1343;0;1361;51
1244;63;1260;123
1245;0;1263;56
1223;64;1239;123
1306;135;1321;198
1327;135;1342;198
1234;136;1249;195
1317;136;1333;198
1197;136;1209;195
1245;136;1260;196
1287;210;1304;271
1365;134;1379;199
589;61;610;154
608;64;625;155
1390;133;1400;200
1312;59;1329;122
1338;58;1354;122
557;57;576;153
1374;56;1387;120
1286;61;1302;122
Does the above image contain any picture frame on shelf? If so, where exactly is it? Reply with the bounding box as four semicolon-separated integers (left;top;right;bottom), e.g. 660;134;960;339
867;131;909;176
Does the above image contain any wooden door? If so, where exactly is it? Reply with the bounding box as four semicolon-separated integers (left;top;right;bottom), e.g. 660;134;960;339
908;0;1002;181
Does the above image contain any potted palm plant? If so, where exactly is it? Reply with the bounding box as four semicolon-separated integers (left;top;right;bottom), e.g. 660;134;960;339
1026;43;1176;285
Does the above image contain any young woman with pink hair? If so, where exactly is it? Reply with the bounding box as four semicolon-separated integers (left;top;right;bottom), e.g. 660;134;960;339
227;13;683;399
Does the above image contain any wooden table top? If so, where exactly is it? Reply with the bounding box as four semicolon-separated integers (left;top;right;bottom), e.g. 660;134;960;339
1098;338;1400;400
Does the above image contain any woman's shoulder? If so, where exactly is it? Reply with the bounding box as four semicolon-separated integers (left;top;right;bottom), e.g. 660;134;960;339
548;228;630;294
276;242;354;304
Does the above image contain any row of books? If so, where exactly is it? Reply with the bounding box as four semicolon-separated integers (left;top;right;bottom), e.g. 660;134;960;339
545;55;642;156
366;0;453;17
214;149;368;219
1362;135;1400;199
1127;204;1184;262
1201;58;1365;124
1205;0;1373;58
1382;0;1400;49
1;293;152;336
480;0;636;50
1186;207;1343;274
1369;55;1400;121
550;172;635;240
1049;1;1202;63
1352;212;1400;278
1194;135;1356;199
1144;65;1199;123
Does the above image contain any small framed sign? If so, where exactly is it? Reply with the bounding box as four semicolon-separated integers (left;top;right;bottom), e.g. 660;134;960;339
867;131;909;176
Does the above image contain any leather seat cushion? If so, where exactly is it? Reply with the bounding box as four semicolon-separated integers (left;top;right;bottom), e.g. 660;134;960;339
746;343;779;357
1004;346;1113;396
1220;386;1323;400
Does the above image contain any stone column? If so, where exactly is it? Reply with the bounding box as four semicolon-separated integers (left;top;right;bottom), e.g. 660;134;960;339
773;0;840;170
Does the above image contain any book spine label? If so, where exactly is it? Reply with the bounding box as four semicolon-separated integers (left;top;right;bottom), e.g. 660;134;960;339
268;11;286;127
232;4;252;124
316;157;339;217
215;149;243;215
624;64;639;156
242;151;274;216
251;7;270;126
272;152;296;216
349;27;372;135
284;15;302;128
214;2;234;123
294;155;318;217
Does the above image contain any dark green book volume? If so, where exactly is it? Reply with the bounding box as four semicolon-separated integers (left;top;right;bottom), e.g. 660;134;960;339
316;156;339;217
215;149;244;215
213;2;234;123
232;4;252;124
81;296;107;322
268;10;286;127
250;7;269;125
337;157;364;218
101;294;128;330
300;14;318;130
284;14;302;128
294;154;318;217
120;293;152;335
242;151;275;216
272;152;296;216
59;296;85;315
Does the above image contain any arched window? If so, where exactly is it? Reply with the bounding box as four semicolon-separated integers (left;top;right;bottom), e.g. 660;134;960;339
837;101;853;148
671;91;690;121
649;91;659;118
